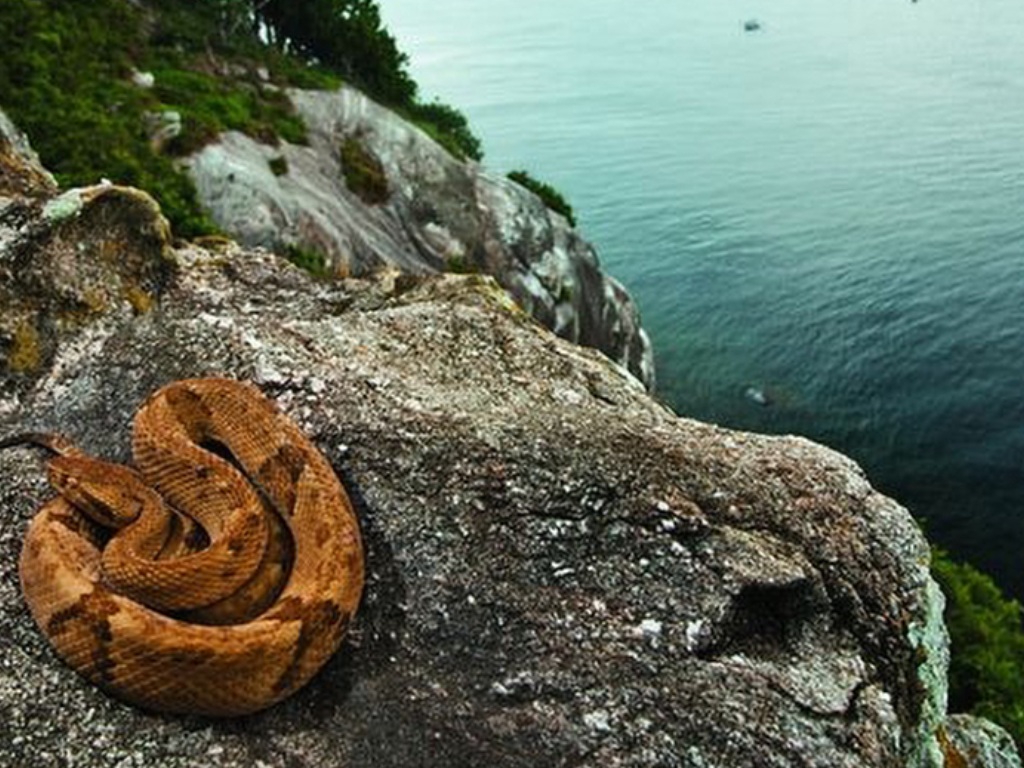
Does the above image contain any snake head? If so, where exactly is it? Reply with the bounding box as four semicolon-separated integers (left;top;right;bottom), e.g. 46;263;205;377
46;455;148;529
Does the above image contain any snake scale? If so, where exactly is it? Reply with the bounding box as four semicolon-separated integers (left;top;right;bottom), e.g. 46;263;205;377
4;378;364;716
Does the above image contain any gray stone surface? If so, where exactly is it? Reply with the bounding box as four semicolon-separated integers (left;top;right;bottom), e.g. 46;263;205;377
944;715;1022;768
185;85;654;389
0;108;57;199
0;107;1017;767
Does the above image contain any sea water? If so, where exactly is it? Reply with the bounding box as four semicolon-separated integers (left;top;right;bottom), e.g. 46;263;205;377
382;0;1024;598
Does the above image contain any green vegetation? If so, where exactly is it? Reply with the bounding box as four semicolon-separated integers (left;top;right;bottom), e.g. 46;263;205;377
268;156;289;177
150;67;308;155
0;0;481;240
284;243;330;277
403;100;482;161
508;170;577;227
445;252;477;274
932;548;1024;748
340;137;388;204
0;0;217;236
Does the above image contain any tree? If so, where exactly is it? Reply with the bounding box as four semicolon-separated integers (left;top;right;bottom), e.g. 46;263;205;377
256;0;416;105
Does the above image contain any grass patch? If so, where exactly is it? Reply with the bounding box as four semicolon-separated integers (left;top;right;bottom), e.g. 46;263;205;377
151;66;307;156
508;170;576;227
284;243;330;277
446;253;478;274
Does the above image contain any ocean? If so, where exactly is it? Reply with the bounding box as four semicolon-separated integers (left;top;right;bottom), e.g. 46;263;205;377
381;0;1024;598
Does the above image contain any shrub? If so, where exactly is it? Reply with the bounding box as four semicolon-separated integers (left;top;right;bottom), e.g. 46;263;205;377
932;548;1024;748
340;137;388;204
152;67;308;156
404;100;482;161
0;0;479;237
268;156;289;176
0;0;217;236
284;243;330;277
507;170;577;227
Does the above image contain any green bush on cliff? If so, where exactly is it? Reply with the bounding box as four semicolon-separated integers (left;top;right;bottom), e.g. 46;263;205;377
508;170;577;227
932;548;1024;748
0;0;311;236
0;0;482;238
284;243;330;277
149;67;309;155
0;0;217;236
161;0;482;161
403;100;482;161
340;137;389;204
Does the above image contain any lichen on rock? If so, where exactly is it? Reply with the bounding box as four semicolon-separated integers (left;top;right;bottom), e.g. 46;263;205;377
0;176;175;386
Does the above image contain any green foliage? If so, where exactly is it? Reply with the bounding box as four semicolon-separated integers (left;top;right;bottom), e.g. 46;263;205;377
508;170;577;227
148;0;342;91
445;252;477;274
258;0;416;106
932;548;1024;748
268;156;289;176
151;66;307;156
234;0;481;159
403;100;482;161
0;0;217;236
269;54;343;92
0;0;478;235
284;243;330;277
339;137;388;204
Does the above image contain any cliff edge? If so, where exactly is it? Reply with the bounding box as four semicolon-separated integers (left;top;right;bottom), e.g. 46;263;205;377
185;84;654;390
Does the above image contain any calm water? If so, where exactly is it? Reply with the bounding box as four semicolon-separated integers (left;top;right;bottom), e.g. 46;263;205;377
381;0;1024;598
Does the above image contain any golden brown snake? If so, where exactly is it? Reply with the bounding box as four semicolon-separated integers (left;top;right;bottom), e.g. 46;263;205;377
3;378;364;716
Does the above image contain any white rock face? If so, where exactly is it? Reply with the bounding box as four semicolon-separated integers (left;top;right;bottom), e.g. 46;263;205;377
185;85;654;388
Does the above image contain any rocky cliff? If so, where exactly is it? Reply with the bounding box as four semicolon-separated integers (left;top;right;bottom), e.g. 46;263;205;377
184;84;654;390
0;112;1020;767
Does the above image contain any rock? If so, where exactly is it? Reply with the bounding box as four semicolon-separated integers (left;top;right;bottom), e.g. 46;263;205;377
184;85;654;389
131;68;156;89
143;109;183;152
1;108;1015;767
0;110;57;200
942;715;1022;768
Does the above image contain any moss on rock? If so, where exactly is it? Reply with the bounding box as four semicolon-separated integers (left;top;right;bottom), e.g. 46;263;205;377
7;320;41;373
340;136;388;205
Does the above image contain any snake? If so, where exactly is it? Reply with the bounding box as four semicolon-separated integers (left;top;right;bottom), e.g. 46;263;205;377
2;378;364;717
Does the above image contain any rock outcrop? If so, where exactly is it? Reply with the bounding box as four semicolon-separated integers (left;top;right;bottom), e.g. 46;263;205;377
185;85;654;389
943;715;1023;768
1;111;1019;767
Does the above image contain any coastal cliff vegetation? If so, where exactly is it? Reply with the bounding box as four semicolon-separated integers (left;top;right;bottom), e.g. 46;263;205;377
933;549;1024;747
0;0;1020;751
0;0;481;236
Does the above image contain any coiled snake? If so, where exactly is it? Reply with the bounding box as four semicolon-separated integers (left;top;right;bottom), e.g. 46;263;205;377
3;379;364;716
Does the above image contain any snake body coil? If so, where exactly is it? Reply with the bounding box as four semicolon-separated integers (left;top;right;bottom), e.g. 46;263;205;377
11;379;364;716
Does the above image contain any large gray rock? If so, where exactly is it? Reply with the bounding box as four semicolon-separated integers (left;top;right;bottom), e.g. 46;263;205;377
185;85;654;389
943;715;1022;768
0;109;1016;767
